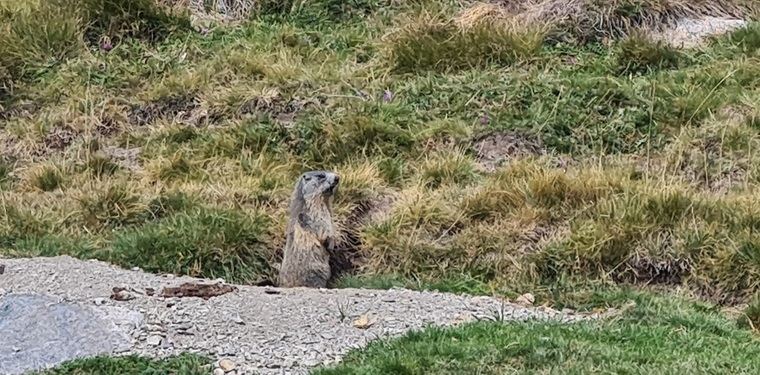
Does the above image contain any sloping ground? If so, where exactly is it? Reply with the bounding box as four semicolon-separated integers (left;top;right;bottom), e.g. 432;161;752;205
0;256;588;375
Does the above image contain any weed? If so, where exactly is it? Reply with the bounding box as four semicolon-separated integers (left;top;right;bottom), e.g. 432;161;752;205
725;21;760;53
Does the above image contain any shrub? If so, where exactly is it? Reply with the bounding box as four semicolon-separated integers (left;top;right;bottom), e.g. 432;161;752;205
109;208;274;283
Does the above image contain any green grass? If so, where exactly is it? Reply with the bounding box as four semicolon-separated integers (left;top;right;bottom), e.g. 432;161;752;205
38;353;209;375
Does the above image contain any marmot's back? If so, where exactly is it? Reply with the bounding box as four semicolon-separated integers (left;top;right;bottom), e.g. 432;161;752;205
278;171;339;288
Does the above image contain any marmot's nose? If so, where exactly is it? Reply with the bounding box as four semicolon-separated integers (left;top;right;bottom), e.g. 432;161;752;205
333;174;340;185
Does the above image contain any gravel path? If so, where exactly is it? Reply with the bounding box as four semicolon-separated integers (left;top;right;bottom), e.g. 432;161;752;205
0;256;588;375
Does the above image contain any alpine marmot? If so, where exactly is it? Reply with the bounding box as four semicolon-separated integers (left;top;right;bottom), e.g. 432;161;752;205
278;170;340;288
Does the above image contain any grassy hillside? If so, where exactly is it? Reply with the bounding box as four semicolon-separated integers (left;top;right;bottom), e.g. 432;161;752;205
2;0;760;310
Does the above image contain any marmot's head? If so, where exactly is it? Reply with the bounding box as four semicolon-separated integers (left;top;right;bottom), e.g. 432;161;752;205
297;171;340;202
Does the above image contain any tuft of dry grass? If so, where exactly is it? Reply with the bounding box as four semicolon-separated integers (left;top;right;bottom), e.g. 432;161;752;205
383;9;547;73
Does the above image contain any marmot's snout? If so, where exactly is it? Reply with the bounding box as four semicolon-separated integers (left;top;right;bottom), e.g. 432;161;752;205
326;173;339;193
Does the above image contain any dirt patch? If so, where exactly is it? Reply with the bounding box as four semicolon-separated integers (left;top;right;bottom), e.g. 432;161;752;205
0;101;38;122
329;194;397;283
43;125;78;152
95;116;122;137
160;282;238;300
239;91;322;126
102;146;142;172
619;256;693;285
129;95;200;126
472;131;545;172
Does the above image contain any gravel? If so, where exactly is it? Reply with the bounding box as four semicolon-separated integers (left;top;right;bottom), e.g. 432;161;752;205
0;256;591;374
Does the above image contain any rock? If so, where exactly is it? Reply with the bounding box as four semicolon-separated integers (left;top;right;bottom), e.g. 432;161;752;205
110;287;135;302
0;264;5;274
213;369;225;375
219;359;236;372
131;267;141;272
352;314;374;329
93;298;106;306
0;294;131;375
515;293;535;306
146;335;162;347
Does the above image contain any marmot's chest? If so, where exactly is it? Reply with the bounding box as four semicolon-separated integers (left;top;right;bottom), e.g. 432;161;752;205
296;205;335;239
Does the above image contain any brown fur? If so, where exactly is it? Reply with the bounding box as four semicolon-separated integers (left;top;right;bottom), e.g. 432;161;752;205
278;171;339;288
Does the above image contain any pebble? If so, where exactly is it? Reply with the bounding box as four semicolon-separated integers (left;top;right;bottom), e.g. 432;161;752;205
146;335;162;347
213;369;225;375
219;359;236;372
515;293;535;306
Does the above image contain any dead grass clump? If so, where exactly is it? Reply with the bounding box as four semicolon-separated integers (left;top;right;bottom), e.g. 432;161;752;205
384;10;547;73
461;160;623;221
359;187;460;275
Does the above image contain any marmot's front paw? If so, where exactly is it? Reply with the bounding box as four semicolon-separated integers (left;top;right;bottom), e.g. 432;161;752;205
324;237;336;251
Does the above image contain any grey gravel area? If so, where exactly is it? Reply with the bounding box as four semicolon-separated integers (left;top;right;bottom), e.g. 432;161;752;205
0;256;589;375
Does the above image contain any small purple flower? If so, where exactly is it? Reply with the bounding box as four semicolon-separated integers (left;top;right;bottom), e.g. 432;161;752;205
382;89;394;103
100;37;112;52
479;113;490;125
